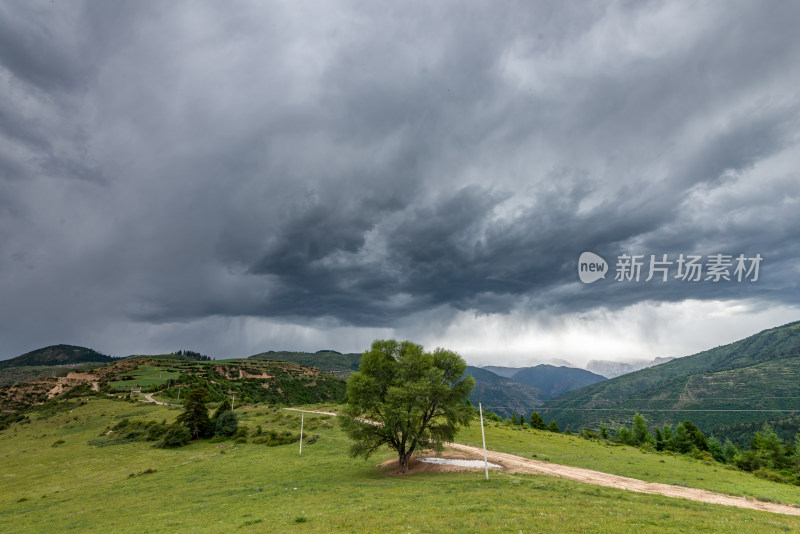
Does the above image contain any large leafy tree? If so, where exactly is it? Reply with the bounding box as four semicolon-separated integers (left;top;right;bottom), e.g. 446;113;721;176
341;340;475;473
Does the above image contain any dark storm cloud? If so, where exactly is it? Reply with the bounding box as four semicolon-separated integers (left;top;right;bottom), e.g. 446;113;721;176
1;0;799;357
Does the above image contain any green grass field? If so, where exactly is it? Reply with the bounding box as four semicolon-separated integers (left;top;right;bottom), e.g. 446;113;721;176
1;399;799;533
107;365;183;392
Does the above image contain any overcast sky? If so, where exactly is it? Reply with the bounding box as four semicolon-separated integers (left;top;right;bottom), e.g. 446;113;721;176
2;1;799;366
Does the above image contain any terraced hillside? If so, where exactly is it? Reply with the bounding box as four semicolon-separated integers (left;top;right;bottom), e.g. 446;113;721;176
0;356;346;412
248;350;361;378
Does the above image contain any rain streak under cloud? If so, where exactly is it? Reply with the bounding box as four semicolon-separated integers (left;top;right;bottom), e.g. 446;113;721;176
1;1;799;365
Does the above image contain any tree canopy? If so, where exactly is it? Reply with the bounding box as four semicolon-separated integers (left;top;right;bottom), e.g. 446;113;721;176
341;339;475;473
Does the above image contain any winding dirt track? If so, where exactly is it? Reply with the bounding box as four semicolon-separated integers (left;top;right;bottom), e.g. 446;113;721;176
286;408;800;517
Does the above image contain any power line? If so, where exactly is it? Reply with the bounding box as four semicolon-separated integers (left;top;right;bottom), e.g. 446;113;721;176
477;405;800;414
542;396;800;404
543;408;800;412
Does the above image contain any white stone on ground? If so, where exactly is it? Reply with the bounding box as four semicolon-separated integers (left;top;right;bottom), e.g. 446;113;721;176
419;458;501;469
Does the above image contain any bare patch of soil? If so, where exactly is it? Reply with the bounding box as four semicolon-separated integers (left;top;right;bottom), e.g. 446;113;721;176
379;449;491;474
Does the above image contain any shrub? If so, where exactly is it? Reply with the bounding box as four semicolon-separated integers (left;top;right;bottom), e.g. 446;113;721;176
252;431;300;446
734;449;765;472
214;410;238;437
753;468;795;485
616;427;635;446
158;425;191;448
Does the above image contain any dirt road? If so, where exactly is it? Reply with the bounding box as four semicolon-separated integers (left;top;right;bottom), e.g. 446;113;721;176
143;393;166;405
285;408;800;517
285;407;338;416
446;442;800;516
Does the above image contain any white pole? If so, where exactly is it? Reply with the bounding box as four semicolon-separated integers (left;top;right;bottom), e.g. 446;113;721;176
479;402;488;481
231;393;235;410
299;412;304;455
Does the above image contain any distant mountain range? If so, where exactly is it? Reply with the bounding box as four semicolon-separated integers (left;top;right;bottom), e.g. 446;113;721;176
585;357;674;378
540;320;800;441
509;365;606;397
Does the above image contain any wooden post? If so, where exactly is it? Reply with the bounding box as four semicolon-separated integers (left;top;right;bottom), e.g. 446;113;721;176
479;402;488;481
299;413;304;455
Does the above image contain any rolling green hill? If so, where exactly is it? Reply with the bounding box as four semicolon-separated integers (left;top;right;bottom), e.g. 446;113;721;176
541;320;800;440
0;344;114;369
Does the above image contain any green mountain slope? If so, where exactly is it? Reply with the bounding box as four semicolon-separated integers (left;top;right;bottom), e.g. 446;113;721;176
541;320;800;437
465;366;547;418
511;365;606;397
0;344;114;369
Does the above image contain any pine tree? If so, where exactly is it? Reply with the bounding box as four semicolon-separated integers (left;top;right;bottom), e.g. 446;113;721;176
681;420;709;451
673;422;693;454
529;411;547;430
175;388;212;439
547;420;559;433
632;413;654;446
661;425;674;451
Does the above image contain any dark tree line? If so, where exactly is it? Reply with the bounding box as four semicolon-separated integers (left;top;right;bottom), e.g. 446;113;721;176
173;350;213;361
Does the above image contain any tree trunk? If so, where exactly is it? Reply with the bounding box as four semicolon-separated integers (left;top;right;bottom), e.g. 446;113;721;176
398;451;411;473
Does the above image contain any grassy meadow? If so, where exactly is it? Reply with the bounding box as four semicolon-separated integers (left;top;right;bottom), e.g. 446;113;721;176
1;399;799;533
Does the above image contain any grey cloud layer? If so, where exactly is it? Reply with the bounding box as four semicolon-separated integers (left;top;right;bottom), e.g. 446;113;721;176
1;1;799;356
